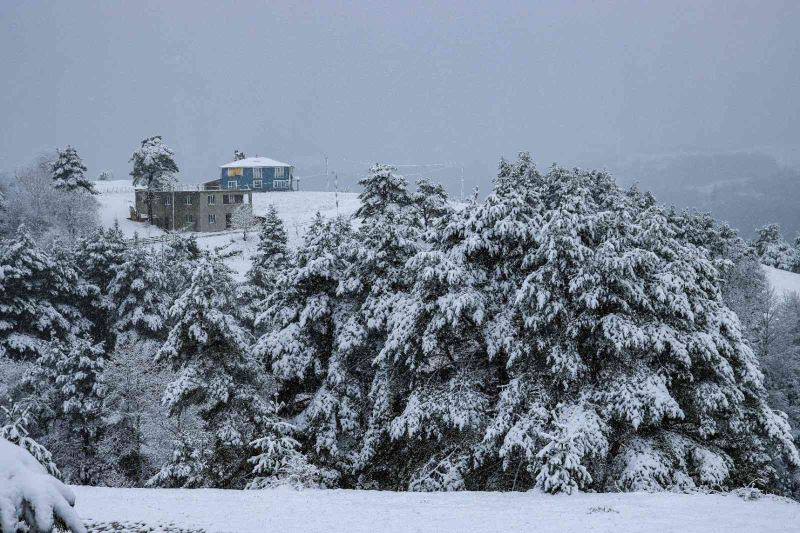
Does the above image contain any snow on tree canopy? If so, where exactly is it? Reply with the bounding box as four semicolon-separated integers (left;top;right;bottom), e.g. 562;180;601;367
153;254;266;488
0;226;88;361
51;145;96;195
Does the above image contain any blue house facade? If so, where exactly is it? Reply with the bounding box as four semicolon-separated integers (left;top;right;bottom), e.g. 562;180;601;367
218;156;294;191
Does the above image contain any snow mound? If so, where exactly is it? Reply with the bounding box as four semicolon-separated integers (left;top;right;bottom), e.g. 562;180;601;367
763;264;800;297
71;486;799;533
0;438;86;533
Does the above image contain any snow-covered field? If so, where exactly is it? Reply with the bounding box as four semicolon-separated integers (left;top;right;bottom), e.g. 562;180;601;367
71;486;799;533
763;264;800;297
93;180;360;277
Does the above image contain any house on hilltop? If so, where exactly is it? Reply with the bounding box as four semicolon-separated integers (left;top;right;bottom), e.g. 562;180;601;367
133;186;253;232
208;154;295;192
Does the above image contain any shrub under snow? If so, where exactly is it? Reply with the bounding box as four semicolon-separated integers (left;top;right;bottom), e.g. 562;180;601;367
0;437;85;533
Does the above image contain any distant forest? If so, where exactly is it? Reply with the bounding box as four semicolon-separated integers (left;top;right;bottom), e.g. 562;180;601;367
607;152;800;239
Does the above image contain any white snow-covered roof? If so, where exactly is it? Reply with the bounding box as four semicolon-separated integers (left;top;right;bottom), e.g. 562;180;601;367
220;156;292;168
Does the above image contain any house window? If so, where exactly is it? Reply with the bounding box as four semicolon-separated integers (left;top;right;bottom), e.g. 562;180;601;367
227;180;238;189
227;168;242;177
207;195;216;205
164;196;172;206
253;179;262;189
184;214;193;224
223;194;231;204
253;168;262;180
185;196;193;205
273;179;290;189
275;167;284;178
225;213;233;229
208;214;216;224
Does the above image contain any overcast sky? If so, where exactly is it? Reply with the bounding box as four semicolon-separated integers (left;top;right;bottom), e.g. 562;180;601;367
1;1;798;191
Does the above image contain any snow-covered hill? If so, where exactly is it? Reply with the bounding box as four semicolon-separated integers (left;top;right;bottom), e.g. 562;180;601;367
71;485;799;533
763;265;800;297
94;181;360;277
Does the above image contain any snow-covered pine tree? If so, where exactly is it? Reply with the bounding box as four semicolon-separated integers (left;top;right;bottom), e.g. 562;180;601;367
0;226;88;362
250;205;289;291
496;162;799;494
74;222;128;348
103;243;173;485
411;178;451;231
0;401;60;478
239;204;289;327
35;336;107;484
753;223;797;271
129;136;179;224
252;213;355;478
666;208;771;348
51;145;96;195
146;434;207;489
363;154;542;490
247;400;336;489
76;221;127;293
354;164;411;219
158;233;203;298
154;254;265;488
108;244;169;342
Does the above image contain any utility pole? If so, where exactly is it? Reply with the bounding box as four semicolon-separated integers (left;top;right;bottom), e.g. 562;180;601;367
460;166;465;203
334;171;339;214
324;155;329;192
171;185;175;231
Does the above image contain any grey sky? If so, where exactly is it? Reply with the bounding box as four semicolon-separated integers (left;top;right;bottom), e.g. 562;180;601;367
1;1;798;191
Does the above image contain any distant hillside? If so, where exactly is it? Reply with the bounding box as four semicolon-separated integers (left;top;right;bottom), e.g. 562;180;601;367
606;152;800;239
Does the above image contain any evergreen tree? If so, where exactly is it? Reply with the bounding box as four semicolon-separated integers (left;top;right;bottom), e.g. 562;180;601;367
361;154;541;490
411;178;450;230
77;221;127;292
0;401;60;478
130;136;179;224
253;214;357;477
754;223;796;271
147;434;207;489
354;164;411;219
108;244;169;341
251;205;289;290
496;163;797;494
158;233;203;299
74;222;128;348
240;205;289;327
247;401;336;489
0;226;88;362
34;336;107;484
154;255;265;488
51;145;96;194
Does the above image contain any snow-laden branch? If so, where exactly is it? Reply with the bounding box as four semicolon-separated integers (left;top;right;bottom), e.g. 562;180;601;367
0;438;86;533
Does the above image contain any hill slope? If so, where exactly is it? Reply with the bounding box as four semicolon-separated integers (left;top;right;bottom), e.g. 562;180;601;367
764;265;800;297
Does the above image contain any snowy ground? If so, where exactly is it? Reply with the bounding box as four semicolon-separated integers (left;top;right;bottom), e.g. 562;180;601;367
94;180;360;278
763;264;800;297
71;486;799;533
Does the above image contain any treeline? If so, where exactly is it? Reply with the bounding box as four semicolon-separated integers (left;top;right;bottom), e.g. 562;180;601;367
1;153;799;497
